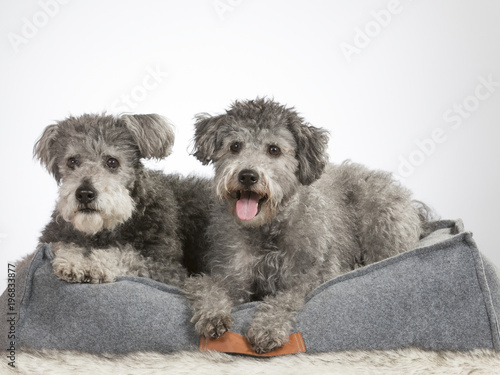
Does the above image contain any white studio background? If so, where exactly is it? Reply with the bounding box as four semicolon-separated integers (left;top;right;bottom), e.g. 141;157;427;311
1;0;499;291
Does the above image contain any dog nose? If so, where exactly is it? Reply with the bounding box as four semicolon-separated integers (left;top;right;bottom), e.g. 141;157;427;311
76;187;96;204
238;169;259;187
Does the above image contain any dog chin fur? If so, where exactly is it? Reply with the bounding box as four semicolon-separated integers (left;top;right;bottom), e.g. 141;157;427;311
57;191;136;235
70;212;105;234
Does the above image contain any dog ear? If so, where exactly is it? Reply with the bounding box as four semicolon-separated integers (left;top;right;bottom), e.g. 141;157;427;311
121;114;175;159
287;113;330;185
34;123;62;182
192;113;225;165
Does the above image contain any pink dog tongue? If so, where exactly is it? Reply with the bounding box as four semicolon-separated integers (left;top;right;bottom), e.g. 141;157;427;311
236;191;260;221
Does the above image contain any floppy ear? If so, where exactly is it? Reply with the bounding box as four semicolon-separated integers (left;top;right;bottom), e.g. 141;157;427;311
192;113;225;165
33;123;62;182
287;113;330;185
121;114;175;159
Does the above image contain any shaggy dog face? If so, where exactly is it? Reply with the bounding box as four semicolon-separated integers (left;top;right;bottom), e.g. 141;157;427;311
34;114;174;234
193;99;329;226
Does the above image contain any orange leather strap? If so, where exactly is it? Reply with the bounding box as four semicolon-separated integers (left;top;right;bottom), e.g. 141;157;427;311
199;332;306;357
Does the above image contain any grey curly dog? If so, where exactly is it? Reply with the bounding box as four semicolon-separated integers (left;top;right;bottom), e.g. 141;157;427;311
34;113;210;286
183;98;429;353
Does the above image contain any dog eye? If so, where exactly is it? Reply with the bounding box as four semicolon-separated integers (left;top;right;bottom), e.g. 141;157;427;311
230;142;242;153
106;158;120;169
268;145;281;156
67;158;78;169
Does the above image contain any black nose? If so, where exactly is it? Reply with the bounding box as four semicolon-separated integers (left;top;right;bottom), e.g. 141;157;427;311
76;186;96;204
238;169;259;188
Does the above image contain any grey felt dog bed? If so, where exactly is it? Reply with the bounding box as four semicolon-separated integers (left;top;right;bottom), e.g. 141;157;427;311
2;220;499;354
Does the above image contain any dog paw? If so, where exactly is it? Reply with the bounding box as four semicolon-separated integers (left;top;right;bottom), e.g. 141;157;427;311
53;260;92;283
87;267;116;284
194;313;233;339
246;326;289;354
51;243;91;283
53;260;116;284
51;244;121;284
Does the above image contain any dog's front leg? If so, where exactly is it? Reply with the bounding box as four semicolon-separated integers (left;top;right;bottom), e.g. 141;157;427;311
246;286;309;354
52;242;150;284
183;274;247;339
87;245;153;283
51;242;93;283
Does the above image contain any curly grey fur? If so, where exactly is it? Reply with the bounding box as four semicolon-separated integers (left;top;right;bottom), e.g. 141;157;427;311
34;113;210;286
184;98;427;353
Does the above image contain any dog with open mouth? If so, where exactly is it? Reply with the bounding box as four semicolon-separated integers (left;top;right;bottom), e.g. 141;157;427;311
34;113;210;286
183;98;430;354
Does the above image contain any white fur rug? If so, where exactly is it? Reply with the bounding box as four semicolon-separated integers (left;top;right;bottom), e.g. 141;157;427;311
5;347;500;375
